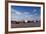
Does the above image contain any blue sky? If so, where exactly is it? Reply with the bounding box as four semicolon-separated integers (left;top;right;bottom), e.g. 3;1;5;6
11;6;41;21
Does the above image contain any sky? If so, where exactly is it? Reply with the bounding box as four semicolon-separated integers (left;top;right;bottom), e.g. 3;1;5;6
11;6;41;21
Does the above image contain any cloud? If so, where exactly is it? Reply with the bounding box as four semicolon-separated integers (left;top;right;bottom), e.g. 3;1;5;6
12;8;30;15
11;9;40;21
34;13;38;16
15;11;30;15
15;11;22;15
12;9;22;15
11;14;40;21
33;9;37;13
23;12;30;14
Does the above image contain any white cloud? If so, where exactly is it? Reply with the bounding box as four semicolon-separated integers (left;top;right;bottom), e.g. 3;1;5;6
12;9;22;15
15;11;22;15
12;8;30;15
11;9;40;21
13;11;30;15
23;12;29;14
